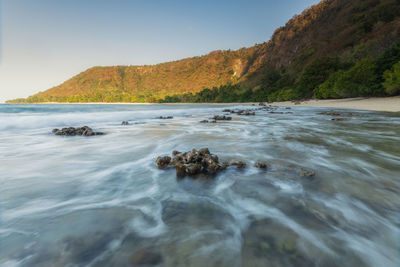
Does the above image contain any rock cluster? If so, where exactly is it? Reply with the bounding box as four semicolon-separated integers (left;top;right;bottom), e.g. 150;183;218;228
121;121;129;125
212;115;232;121
52;126;104;136
157;116;173;119
156;148;249;178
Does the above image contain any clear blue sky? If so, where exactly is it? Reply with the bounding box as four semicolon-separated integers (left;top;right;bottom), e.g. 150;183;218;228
0;0;320;103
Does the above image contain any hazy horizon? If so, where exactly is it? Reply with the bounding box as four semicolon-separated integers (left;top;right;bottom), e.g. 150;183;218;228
0;0;320;103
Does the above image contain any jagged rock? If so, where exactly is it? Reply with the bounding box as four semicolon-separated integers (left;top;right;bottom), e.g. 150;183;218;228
254;161;268;169
156;148;241;178
52;126;104;136
121;121;129;125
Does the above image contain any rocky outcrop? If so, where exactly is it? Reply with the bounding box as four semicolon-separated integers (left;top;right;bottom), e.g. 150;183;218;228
52;126;104;136
156;148;247;178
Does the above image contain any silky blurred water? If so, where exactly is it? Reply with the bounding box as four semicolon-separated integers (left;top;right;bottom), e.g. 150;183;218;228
0;104;399;267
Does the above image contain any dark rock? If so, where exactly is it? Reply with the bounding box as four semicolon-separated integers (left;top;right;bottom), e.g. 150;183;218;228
172;150;181;156
121;121;129;125
331;118;349;121
157;116;173;119
213;115;232;121
199;147;210;155
230;160;247;168
254;161;268;169
156;156;171;168
269;111;284;114
259;102;266;106
52;126;104;136
156;148;244;178
301;169;316;177
200;120;209;123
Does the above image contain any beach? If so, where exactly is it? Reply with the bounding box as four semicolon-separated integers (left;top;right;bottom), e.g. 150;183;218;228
270;96;400;112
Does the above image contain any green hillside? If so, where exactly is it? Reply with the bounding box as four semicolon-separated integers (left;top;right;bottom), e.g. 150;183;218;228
7;0;400;104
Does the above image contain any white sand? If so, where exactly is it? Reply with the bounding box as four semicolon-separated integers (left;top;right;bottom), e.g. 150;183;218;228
270;96;400;112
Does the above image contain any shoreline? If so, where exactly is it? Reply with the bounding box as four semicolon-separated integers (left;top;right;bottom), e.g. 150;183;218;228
269;96;400;112
3;96;400;112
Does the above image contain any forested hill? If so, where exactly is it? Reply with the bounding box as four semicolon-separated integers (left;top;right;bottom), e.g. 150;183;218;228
7;0;400;104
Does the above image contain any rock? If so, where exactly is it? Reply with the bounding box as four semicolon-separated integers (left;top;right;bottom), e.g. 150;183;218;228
285;107;292;109
156;156;171;168
121;121;129;125
52;126;104;136
331;118;349;121
200;120;209;123
172;150;181;156
230;160;247;168
157;116;173;119
156;148;244;178
269;111;284;114
199;147;210;155
131;249;163;265
212;115;232;121
259;102;266;106
254;161;268;169
175;163;186;178
300;169;316;177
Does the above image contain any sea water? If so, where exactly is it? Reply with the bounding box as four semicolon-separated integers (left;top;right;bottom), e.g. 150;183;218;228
0;104;399;267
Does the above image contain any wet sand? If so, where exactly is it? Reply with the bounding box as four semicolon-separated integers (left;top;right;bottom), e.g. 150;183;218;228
270;96;400;112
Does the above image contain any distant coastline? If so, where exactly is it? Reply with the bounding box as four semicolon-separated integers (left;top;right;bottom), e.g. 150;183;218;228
270;96;400;112
3;96;400;112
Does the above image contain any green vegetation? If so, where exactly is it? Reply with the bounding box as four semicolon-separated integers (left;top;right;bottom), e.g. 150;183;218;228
7;0;400;104
383;61;400;95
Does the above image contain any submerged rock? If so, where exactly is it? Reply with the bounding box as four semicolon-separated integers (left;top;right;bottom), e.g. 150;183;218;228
212;115;232;121
300;169;316;177
331;118;349;121
52;126;104;136
254;161;268;169
229;160;247;169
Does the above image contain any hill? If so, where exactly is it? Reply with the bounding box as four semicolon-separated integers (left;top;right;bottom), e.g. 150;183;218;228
7;0;400;104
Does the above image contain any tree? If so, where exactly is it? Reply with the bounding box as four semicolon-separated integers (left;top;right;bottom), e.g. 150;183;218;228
382;61;400;95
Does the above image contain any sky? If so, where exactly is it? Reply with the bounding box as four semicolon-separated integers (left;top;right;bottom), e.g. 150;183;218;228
0;0;320;103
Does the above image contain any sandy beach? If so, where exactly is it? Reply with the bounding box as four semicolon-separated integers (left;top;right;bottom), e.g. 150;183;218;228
270;96;400;112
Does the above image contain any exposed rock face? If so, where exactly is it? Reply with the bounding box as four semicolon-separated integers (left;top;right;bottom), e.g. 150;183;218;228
156;148;247;178
52;126;104;136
